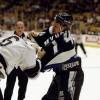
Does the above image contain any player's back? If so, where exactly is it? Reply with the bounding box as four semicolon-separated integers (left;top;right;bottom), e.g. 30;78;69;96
0;33;26;58
0;33;36;74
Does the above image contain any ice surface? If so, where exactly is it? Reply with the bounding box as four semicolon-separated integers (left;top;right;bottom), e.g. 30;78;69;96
0;47;100;100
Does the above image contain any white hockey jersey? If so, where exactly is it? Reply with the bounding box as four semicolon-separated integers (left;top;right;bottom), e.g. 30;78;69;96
0;34;36;75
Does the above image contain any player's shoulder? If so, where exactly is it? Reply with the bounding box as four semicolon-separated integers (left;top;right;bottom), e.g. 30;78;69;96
0;31;15;40
39;27;50;36
21;32;28;38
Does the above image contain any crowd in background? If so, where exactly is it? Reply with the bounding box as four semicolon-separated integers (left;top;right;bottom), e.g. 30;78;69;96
0;0;100;34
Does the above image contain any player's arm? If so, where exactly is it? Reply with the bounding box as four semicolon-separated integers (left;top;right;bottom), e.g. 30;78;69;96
36;48;45;60
24;48;45;78
27;30;44;52
27;30;39;39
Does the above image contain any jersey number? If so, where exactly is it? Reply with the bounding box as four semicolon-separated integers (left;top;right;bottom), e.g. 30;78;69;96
0;36;19;46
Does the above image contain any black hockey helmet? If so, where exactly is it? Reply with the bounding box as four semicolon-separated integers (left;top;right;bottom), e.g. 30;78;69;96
54;12;73;25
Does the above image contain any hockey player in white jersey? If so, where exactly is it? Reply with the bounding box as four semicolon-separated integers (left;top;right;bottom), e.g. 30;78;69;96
0;32;45;100
3;21;42;100
0;34;38;74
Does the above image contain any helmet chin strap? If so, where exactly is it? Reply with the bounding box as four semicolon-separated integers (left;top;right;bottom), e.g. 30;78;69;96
61;24;69;32
62;21;73;31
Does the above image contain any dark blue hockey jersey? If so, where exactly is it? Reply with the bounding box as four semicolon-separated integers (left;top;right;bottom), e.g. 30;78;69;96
34;26;76;68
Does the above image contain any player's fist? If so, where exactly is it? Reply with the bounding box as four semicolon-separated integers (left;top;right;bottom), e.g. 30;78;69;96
37;48;45;60
29;30;39;38
0;63;6;80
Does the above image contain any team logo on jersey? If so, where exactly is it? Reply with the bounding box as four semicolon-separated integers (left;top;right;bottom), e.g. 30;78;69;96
0;36;19;46
44;32;63;46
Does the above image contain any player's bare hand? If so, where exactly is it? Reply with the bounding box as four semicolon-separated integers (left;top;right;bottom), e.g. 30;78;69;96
28;30;38;38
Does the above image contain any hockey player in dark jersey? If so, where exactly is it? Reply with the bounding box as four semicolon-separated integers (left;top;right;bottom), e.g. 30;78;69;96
30;13;84;100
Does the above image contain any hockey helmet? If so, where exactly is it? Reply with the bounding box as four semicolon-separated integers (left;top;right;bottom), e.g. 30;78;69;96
54;12;73;25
